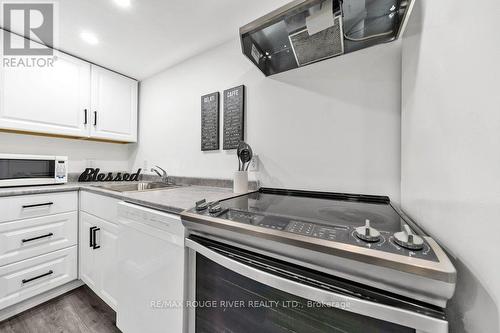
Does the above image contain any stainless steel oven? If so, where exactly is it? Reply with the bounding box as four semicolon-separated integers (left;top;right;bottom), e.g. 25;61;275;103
186;235;449;333
0;154;68;187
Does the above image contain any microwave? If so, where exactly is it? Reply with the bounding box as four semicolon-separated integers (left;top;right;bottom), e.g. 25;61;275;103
0;154;68;187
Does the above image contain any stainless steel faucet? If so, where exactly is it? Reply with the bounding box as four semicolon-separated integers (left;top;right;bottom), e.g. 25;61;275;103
151;165;169;183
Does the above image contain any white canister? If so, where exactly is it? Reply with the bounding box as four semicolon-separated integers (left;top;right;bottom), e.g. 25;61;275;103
233;171;249;194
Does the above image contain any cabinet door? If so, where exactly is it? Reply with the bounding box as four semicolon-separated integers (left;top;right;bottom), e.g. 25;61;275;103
0;32;91;137
0;247;77;311
90;65;138;142
79;212;98;291
95;217;120;311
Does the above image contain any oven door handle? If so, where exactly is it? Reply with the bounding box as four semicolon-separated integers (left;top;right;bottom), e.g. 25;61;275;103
185;238;447;333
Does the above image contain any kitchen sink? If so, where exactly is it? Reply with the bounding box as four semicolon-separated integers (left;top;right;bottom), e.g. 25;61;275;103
91;182;180;193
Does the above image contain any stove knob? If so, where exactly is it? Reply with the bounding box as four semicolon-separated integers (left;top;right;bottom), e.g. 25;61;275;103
208;202;222;214
354;219;381;243
394;224;424;250
195;199;208;211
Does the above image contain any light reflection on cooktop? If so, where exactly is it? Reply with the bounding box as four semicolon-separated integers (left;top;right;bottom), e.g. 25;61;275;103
222;192;406;232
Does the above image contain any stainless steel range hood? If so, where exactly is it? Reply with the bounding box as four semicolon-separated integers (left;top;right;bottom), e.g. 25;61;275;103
240;0;414;76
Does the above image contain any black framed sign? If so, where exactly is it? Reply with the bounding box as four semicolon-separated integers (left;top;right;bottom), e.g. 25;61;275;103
223;85;245;150
201;92;220;151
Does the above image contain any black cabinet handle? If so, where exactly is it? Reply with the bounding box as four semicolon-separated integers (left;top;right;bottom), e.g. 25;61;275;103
89;226;97;247
22;202;53;209
84;109;88;125
94;111;97;126
92;227;101;249
22;233;54;243
22;270;53;284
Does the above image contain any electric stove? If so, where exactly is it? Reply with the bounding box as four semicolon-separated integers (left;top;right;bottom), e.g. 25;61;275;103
181;188;456;308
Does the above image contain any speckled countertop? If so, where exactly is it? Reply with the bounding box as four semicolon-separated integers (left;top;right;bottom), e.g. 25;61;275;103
0;183;82;197
121;186;241;214
0;182;247;215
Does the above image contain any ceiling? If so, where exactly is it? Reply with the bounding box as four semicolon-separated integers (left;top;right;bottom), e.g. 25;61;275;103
3;0;292;80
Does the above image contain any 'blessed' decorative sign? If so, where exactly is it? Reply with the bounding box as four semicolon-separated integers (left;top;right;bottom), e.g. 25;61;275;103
78;168;142;182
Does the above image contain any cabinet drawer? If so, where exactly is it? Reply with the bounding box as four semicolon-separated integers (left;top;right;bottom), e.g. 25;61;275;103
0;246;77;310
0;212;77;266
0;192;78;223
80;191;120;222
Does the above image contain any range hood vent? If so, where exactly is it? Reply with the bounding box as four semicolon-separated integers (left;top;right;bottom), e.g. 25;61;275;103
240;0;414;76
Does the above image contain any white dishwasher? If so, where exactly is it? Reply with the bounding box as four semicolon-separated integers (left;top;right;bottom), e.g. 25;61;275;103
116;202;186;333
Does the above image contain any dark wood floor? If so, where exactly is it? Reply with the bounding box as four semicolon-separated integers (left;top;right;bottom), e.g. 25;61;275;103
0;286;121;333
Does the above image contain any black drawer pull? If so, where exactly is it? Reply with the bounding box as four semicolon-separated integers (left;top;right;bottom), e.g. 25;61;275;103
92;227;101;249
22;233;54;243
22;270;53;284
84;109;88;124
94;111;97;126
22;202;53;209
89;226;97;247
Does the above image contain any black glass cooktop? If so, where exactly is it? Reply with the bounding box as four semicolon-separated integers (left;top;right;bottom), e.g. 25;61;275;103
222;188;404;232
192;188;438;261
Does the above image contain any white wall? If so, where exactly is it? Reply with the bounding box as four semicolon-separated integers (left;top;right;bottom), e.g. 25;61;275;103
401;1;500;332
131;38;402;199
0;132;130;172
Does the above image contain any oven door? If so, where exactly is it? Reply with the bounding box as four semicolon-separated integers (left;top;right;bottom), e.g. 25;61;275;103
186;236;448;333
0;155;61;187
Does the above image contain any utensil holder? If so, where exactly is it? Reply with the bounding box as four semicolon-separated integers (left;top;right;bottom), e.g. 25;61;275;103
233;171;249;194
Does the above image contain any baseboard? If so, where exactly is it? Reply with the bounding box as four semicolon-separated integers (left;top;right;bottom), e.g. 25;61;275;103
0;279;84;322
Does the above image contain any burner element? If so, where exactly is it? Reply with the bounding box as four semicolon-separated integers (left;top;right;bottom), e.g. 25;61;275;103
354;219;381;243
394;225;424;251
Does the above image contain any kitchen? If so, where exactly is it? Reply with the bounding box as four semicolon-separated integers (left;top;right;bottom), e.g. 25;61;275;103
0;0;498;332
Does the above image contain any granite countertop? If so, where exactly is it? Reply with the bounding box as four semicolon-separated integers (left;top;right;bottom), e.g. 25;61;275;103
121;186;240;214
0;182;247;215
0;183;82;197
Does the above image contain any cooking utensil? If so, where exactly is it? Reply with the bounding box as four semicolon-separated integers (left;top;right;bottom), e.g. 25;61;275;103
237;141;245;171
240;144;253;171
245;148;253;171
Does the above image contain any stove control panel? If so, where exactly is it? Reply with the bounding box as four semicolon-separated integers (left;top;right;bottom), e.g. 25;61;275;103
284;219;437;261
354;219;381;243
208;202;222;214
190;205;438;262
286;221;338;241
393;224;425;250
195;199;209;211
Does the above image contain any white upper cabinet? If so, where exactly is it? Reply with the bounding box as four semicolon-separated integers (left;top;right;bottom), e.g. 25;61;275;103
90;66;138;142
0;31;138;143
0;35;91;137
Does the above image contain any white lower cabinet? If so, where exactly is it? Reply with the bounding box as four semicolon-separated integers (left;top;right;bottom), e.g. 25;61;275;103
0;212;78;266
79;194;120;311
82;193;187;333
79;212;99;291
0;246;77;310
0;191;78;223
0;192;79;314
0;189;188;330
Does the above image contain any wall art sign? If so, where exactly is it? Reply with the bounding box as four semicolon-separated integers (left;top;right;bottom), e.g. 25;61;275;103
223;85;245;150
78;168;142;182
201;92;220;151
